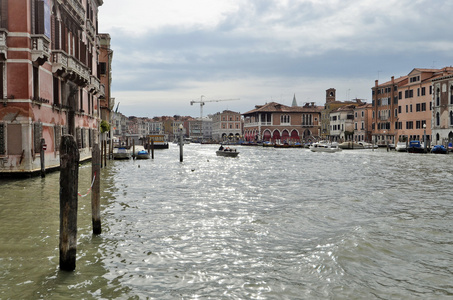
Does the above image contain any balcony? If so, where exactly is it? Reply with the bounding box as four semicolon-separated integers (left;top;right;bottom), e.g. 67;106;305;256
52;50;90;85
88;75;101;93
57;0;85;23
31;34;51;65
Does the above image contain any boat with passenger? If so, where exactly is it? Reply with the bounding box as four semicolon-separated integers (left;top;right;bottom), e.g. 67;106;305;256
216;145;239;157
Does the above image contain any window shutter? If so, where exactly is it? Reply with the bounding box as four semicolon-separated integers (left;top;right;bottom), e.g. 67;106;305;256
35;0;45;35
0;123;5;155
55;125;61;151
34;122;43;153
0;0;8;29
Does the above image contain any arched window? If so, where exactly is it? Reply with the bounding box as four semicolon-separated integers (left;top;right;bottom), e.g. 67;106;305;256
450;85;453;105
436;88;440;106
436;112;440;126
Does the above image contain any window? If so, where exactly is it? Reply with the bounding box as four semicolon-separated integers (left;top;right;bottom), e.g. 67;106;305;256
421;102;426;111
406;121;413;129
436;88;440;106
100;62;107;75
410;104;413;112
398;106;402;114
406;105;408;113
450;111;453;126
436;112;440;126
416;121;421;129
416;103;421;112
451;86;453;104
361;122;364;130
280;115;290;124
399;91;402;99
421;87;426;96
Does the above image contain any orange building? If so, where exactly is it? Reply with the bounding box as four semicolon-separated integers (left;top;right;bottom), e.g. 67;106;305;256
0;0;106;176
373;68;453;145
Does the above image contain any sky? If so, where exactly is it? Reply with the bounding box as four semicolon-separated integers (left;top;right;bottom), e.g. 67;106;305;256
98;0;453;118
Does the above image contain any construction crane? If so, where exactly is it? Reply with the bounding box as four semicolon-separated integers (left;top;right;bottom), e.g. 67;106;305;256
190;95;239;120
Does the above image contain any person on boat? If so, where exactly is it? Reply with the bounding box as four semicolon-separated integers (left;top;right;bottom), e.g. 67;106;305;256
219;145;224;150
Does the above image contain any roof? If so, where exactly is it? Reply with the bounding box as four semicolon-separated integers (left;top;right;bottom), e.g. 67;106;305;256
243;102;323;115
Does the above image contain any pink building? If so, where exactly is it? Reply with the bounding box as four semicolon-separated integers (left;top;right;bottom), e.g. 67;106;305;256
0;0;106;176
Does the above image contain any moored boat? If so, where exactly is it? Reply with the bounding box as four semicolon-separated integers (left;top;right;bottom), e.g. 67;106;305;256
395;142;407;152
406;140;425;153
113;147;131;159
136;150;150;159
338;141;378;150
309;141;341;153
431;144;447;154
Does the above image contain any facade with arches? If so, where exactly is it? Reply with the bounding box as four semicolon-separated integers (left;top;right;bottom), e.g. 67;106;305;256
243;102;323;144
432;73;453;145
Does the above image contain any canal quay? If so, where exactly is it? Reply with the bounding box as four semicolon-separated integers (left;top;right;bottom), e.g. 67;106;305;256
1;144;453;299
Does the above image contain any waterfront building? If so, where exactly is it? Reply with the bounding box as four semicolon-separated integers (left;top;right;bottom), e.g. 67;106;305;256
98;33;114;140
353;103;373;142
321;88;364;141
0;0;106;176
212;110;242;142
202;117;213;141
374;68;453;145
371;75;407;146
329;105;355;142
431;71;453;145
243;102;323;143
187;118;202;141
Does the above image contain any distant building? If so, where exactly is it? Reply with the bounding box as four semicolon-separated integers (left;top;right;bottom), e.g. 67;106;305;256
353;104;373;142
321;88;364;141
243;102;323;143
212;110;242;142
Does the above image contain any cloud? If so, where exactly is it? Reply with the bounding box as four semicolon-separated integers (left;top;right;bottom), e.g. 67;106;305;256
98;0;453;117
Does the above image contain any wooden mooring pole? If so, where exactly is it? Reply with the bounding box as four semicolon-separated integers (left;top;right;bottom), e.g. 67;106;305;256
91;143;101;235
103;140;107;167
151;139;154;159
40;138;46;178
59;135;79;271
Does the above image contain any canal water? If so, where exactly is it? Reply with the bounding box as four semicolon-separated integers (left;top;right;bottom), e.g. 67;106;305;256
1;144;453;299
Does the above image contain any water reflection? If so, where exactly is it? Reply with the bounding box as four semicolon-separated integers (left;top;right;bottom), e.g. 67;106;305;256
1;145;453;299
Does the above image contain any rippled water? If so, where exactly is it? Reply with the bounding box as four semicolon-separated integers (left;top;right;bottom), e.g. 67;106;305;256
1;145;453;299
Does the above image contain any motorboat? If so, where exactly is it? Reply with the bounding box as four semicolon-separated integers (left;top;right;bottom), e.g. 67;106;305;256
395;142;407;152
136;149;150;159
309;141;341;153
431;144;447;154
338;141;378;150
113;147;131;159
216;147;239;157
406;141;425;153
